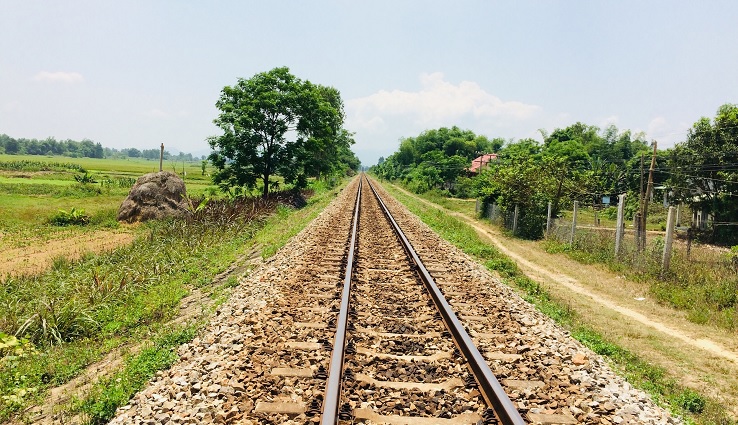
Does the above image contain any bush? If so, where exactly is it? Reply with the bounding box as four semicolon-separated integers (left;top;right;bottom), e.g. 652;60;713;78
603;206;618;221
49;208;90;226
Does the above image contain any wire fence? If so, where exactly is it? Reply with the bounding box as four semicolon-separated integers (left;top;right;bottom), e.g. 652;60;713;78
475;200;732;268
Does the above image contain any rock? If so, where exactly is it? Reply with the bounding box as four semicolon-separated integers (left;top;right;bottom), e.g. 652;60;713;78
117;171;190;223
572;352;589;365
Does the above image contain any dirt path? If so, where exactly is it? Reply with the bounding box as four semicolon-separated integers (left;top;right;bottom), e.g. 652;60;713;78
392;185;738;417
0;230;135;278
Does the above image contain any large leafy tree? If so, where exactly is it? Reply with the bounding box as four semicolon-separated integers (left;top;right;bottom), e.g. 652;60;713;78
208;67;345;197
669;103;738;240
475;139;550;238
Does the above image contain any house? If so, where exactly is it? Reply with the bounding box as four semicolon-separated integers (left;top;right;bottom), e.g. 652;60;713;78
469;153;497;174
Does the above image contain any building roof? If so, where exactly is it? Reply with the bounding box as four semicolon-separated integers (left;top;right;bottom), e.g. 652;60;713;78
469;153;497;173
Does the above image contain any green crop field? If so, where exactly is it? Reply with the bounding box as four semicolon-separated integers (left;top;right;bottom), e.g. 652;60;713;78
0;154;217;230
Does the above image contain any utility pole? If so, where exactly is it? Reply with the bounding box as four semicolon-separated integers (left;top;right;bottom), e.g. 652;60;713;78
641;142;658;251
159;143;164;172
637;153;645;251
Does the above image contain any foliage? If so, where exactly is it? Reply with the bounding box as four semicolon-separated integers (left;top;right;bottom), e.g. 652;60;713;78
0;333;39;410
374;122;651;239
76;326;195;424
0;134;206;162
668;103;738;244
0;176;341;421
74;172;97;184
0;134;104;158
545;226;738;330
208;67;355;198
49;208;91;226
0;159;84;173
373;127;499;195
470;124;651;239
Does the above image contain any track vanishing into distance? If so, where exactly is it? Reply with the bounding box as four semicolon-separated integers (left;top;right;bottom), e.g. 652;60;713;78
111;175;682;425
320;176;523;424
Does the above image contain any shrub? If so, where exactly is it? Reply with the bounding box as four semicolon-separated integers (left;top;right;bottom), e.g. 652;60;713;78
74;172;97;184
49;208;90;226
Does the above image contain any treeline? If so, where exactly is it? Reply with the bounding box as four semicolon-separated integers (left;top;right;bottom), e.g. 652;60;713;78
373;126;504;194
373;103;738;243
0;134;204;161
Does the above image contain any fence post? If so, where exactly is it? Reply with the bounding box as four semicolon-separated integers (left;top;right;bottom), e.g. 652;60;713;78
546;201;553;235
634;211;643;251
662;206;677;272
615;193;626;257
570;201;578;245
512;204;519;235
475;199;480;214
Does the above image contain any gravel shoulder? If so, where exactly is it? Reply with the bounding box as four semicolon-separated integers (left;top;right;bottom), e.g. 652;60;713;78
390;184;738;419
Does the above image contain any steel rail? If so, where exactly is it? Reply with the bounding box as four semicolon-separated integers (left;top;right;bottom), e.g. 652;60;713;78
366;177;526;425
320;176;362;424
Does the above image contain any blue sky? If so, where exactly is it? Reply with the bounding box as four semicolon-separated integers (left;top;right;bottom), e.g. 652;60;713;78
1;1;737;166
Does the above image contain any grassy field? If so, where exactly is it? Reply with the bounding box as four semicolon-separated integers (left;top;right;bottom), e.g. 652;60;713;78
0;155;217;239
0;153;351;423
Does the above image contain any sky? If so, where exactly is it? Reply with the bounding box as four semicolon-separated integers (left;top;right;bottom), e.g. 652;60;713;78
1;1;737;166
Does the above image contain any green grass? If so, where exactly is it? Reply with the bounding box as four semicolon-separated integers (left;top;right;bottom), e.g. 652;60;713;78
0;176;348;423
0;154;220;245
0;154;209;177
382;182;733;425
74;325;197;424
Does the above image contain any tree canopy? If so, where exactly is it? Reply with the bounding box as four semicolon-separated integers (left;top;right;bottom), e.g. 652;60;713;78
208;67;357;197
373;126;500;194
668;103;738;240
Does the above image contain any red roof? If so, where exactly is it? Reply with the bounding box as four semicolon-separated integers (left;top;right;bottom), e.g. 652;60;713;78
469;153;497;173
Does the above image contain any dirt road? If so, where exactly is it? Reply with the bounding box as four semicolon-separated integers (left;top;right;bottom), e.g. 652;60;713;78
0;230;134;278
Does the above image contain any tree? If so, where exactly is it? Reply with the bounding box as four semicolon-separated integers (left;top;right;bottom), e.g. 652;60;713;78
208;67;344;197
476;139;550;238
669;103;738;242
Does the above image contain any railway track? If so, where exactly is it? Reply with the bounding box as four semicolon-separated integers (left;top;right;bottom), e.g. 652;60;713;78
320;175;523;424
110;175;683;425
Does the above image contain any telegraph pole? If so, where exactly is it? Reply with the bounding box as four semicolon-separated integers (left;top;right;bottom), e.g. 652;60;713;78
641;142;658;251
159;143;164;172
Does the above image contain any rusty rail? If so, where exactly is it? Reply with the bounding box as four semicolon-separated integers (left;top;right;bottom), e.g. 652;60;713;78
320;176;362;424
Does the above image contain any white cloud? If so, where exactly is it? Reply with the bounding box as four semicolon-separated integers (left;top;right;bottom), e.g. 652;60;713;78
346;72;540;131
647;116;668;138
32;71;84;84
600;115;619;127
642;116;690;148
